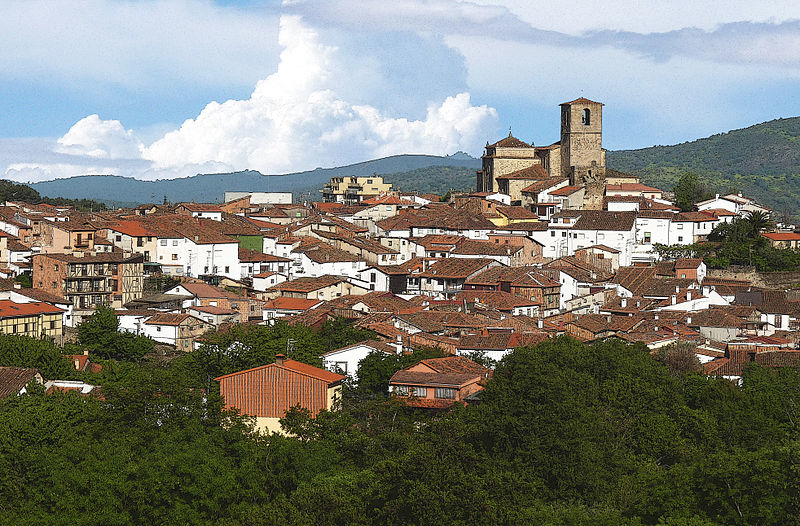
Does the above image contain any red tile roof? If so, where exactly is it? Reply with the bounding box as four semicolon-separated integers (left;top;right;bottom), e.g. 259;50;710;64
0;300;64;318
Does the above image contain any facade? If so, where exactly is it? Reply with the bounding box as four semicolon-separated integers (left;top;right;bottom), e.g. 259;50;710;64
389;356;490;409
32;253;144;311
215;355;345;435
321;176;393;203
0;300;63;341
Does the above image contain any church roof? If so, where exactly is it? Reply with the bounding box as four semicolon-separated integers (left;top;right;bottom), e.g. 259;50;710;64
560;97;603;106
487;133;533;149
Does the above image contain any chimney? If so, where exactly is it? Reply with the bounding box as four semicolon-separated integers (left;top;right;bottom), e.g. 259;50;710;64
621;297;627;308
13;282;20;289
83;349;89;356
686;316;692;325
671;295;677;305
675;285;680;293
275;353;286;366
715;193;719;200
686;290;691;301
537;318;543;329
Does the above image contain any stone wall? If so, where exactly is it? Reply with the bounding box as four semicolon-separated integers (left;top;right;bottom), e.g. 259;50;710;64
706;266;800;289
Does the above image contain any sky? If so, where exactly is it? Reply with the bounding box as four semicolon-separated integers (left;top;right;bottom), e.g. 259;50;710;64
1;0;799;183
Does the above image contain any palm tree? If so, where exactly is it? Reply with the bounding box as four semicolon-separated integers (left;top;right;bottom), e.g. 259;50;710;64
745;210;774;236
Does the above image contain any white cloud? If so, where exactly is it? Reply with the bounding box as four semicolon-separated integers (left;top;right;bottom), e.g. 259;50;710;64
141;15;498;174
55;115;143;159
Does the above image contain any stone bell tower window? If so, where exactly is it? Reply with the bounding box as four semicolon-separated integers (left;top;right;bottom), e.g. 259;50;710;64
582;108;591;125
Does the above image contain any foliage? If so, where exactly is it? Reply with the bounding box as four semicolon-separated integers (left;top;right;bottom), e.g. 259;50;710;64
354;345;447;395
3;334;800;523
0;333;75;379
673;173;714;212
657;341;702;376
13;273;31;288
77;305;154;361
608;116;800;216
655;212;800;272
175;318;375;389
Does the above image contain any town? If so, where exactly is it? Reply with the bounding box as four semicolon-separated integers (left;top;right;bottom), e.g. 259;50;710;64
2;98;800;523
2;98;798;414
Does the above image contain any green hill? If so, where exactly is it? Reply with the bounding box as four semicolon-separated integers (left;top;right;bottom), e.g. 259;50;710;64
607;117;800;213
30;153;480;205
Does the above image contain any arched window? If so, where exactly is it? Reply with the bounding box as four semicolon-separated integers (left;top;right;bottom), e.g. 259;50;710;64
582;108;591;125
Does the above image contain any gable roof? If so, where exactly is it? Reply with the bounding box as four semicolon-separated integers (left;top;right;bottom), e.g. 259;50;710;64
0;367;40;398
488;134;533;149
214;359;345;384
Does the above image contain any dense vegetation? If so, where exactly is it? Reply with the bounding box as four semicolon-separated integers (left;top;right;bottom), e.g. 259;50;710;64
608;116;800;216
1;329;799;524
380;165;475;195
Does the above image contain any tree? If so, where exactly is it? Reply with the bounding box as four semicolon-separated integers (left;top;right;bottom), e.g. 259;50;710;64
674;173;714;212
77;305;154;361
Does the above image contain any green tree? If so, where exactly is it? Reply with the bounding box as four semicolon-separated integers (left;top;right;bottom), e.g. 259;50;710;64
77;305;154;361
674;173;714;212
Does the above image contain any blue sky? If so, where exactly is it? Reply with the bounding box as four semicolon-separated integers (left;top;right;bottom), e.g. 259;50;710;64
1;0;799;182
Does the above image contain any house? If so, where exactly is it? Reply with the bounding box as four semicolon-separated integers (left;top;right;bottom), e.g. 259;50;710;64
164;282;262;322
0;366;43;399
321;175;393;203
0;300;64;341
174;203;224;221
141;313;213;351
456;332;548;362
696;193;771;218
32;252;144;315
763;232;800;250
262;297;324;323
252;271;288;292
415;258;500;299
187;305;240;327
389;356;491;409
605;183;663;200
321;339;398;378
215;354;346;434
0;287;74;328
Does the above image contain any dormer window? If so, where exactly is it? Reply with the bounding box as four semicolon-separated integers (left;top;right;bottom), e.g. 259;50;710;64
582;108;591;125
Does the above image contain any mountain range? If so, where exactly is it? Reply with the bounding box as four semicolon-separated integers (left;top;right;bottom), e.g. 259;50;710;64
28;117;800;211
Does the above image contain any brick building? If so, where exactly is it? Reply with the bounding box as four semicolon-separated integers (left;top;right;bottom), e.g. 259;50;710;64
32;252;144;312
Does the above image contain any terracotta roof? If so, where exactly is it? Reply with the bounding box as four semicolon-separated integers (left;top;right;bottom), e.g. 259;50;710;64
0;300;64;318
0;367;40;398
238;247;289;263
321;339;397;357
215;359;344;384
763;232;800;241
144;312;194;326
273;275;346;293
418;258;497;279
451;239;522;257
487;134;533;149
496;206;539;221
457;332;548;351
521;177;569;194
606;183;662;193
561;97;602;105
675;258;703;269
190;305;238;315
549;185;582;196
569;211;636;231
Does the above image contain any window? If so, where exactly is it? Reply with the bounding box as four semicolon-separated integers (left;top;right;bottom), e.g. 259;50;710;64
551;231;555;237
52;281;57;288
435;387;456;399
678;236;684;242
395;385;409;396
172;240;178;246
116;235;122;242
561;232;566;237
54;264;59;271
644;232;651;243
330;362;348;374
156;326;161;332
172;254;178;261
677;224;684;230
582;108;591;125
224;266;230;273
410;386;427;397
160;240;167;246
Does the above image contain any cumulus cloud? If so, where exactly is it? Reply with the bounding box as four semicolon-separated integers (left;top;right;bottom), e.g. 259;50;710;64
141;15;498;174
55;115;143;159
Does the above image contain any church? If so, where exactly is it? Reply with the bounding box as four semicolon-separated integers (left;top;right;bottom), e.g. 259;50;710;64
477;98;609;209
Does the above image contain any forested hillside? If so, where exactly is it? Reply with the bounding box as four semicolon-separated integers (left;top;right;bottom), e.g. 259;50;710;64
608;117;800;212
